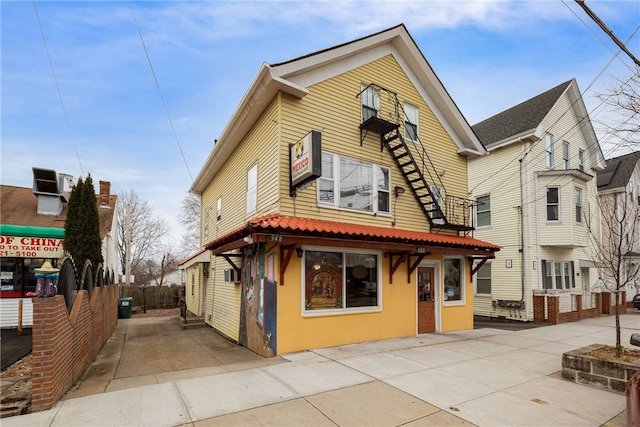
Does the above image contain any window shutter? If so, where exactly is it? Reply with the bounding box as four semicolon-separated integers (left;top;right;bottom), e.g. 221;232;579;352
541;259;548;289
570;261;575;288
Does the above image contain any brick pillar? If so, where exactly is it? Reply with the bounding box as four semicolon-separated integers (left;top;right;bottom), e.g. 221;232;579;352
533;294;546;323
595;292;602;315
547;295;560;325
576;294;583;319
602;292;611;315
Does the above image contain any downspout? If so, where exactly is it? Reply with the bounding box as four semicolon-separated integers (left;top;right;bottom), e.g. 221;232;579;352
519;139;531;319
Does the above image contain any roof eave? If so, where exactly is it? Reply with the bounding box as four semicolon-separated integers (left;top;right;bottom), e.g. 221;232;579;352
191;64;309;194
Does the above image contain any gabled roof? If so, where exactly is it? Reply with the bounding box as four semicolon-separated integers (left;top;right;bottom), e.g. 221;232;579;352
191;24;485;194
472;80;572;147
0;184;117;240
204;214;500;256
472;78;606;171
597;151;640;191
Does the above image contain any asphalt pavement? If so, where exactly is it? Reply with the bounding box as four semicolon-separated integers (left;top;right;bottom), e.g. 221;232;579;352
1;328;32;371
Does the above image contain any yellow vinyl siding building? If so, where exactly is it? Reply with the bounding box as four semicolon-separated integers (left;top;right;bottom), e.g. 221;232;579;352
188;24;499;356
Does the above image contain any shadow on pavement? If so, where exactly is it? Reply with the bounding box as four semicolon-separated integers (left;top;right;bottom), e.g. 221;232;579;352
1;328;32;371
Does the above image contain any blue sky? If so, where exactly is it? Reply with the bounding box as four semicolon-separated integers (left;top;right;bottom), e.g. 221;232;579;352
2;1;639;246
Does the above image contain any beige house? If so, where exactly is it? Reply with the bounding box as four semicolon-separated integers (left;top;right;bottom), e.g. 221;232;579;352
468;79;606;321
186;24;499;356
596;151;640;302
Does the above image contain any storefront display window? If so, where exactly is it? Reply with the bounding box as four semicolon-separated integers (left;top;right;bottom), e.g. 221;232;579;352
443;257;463;302
0;257;53;297
304;249;379;312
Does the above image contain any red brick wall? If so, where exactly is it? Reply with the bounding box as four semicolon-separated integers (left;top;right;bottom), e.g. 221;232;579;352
533;292;626;325
31;285;118;412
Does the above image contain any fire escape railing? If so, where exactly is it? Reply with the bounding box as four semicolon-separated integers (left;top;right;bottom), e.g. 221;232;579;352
357;83;476;234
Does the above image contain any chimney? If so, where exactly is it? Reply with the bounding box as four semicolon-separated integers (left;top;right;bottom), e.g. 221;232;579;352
99;181;111;207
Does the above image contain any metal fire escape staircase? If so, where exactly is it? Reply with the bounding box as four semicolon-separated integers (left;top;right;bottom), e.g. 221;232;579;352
358;83;475;235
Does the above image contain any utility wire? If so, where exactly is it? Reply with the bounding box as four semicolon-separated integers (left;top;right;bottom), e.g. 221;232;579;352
129;4;194;184
32;0;85;178
574;0;640;68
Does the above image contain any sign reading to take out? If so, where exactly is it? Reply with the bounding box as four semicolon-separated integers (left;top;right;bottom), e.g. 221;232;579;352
0;235;64;258
289;130;322;196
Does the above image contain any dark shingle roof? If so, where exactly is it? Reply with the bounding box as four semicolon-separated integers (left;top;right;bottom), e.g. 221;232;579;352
0;185;117;239
472;80;572;147
597;151;640;191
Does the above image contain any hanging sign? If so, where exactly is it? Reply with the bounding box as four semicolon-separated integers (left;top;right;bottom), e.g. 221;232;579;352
289;130;322;196
0;235;64;258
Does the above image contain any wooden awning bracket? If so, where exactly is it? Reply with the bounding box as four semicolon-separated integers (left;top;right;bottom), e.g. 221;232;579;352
220;254;241;276
279;245;299;286
467;256;494;276
388;252;409;284
407;254;426;283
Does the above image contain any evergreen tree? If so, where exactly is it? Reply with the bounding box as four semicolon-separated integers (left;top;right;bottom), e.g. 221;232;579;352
64;174;103;277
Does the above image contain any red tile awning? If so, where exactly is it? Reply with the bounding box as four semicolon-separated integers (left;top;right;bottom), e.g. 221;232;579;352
204;214;500;257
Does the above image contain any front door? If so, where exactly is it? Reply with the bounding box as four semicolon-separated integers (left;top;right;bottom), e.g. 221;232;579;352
417;267;435;333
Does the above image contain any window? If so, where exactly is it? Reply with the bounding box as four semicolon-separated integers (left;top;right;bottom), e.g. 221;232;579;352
404;103;418;141
546;186;560;221
476;195;491;227
216;197;222;222
541;260;574;290
430;184;444;224
575;187;583;223
191;273;195;296
444;257;463;302
246;163;257;214
578;149;585;172
563;142;570;170
361;85;380;122
204;208;209;240
545;134;554;168
318;152;390;214
476;263;491;295
303;249;379;312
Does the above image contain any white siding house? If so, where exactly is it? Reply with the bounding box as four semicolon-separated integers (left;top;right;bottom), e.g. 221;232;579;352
468;79;606;321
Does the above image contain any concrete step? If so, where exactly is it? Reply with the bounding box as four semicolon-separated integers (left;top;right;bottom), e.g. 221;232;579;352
178;317;207;330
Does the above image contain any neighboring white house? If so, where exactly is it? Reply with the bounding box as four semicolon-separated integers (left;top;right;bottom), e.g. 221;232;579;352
596;151;640;301
468;79;606;321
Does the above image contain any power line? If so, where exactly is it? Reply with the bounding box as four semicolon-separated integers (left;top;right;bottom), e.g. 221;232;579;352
129;5;194;184
574;0;640;68
32;0;85;178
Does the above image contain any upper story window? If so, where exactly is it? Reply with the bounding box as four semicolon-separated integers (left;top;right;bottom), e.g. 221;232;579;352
578;149;585;171
430;184;444;224
545;134;554;168
216;197;222;222
204;208;209;239
318;152;390;215
546;186;560;221
404;103;418;142
575;187;583;223
476;195;491;227
563;142;570;170
246;163;257;215
361;85;380;122
476;262;491;295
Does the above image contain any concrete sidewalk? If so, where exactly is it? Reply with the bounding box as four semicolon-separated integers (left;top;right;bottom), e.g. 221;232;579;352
4;312;638;426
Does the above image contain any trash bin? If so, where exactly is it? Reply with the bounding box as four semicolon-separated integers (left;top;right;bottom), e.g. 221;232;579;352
118;297;133;319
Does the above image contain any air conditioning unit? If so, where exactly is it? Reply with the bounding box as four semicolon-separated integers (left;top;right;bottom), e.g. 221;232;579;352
223;269;240;283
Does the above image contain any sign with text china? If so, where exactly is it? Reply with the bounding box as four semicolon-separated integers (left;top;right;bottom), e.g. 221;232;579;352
290;130;321;195
0;235;64;258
